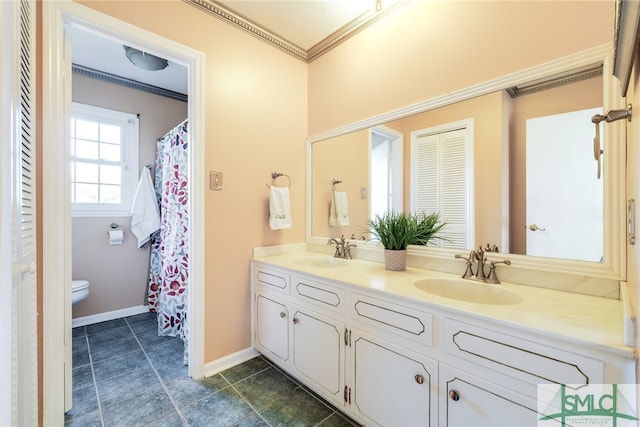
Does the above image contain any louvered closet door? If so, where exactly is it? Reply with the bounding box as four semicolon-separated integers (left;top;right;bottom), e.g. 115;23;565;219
412;128;471;248
3;0;38;424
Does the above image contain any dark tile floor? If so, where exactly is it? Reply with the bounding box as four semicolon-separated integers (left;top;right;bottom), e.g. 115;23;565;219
66;312;358;427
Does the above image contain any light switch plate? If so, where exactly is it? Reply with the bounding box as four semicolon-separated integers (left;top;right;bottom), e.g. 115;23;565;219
210;171;223;191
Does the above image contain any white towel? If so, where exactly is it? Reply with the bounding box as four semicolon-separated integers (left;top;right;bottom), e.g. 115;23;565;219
130;168;161;248
269;186;292;230
329;191;350;226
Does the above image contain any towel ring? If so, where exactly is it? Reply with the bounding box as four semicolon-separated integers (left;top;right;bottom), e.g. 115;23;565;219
267;172;291;188
331;179;343;191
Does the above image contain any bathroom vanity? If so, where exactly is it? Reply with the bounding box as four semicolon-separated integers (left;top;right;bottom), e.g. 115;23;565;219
251;250;634;427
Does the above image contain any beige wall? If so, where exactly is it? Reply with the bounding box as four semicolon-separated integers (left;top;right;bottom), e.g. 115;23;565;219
312;129;370;239
71;73;188;318
76;1;308;361
308;0;613;135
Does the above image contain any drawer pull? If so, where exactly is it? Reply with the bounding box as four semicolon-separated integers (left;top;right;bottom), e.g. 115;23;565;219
449;390;460;401
415;374;424;384
279;312;286;318
292;317;299;324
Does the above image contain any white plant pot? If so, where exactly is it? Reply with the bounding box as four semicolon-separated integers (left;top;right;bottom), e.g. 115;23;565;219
384;249;407;271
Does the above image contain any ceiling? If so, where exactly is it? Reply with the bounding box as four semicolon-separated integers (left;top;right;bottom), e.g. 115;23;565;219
70;0;403;97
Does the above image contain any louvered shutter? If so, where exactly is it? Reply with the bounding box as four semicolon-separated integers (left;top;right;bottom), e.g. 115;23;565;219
412;128;471;248
414;134;439;214
2;0;38;424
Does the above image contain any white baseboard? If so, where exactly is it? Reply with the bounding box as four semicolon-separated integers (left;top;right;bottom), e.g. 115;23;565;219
72;305;150;328
202;347;260;379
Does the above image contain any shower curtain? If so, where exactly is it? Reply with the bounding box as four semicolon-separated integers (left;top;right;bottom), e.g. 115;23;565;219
147;119;189;363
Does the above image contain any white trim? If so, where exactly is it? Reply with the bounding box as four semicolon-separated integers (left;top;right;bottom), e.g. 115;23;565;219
307;43;626;283
43;2;206;424
0;5;12;423
71;305;150;328
203;348;261;378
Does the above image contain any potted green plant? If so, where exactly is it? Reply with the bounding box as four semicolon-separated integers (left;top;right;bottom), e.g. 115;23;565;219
367;211;447;271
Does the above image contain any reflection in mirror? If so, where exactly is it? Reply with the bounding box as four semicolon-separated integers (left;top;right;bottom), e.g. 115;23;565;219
311;64;605;262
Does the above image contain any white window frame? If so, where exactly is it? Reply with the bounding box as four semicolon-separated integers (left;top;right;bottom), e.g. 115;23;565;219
70;102;139;217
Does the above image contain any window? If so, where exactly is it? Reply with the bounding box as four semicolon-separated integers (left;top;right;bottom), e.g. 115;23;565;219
410;119;474;248
71;103;139;217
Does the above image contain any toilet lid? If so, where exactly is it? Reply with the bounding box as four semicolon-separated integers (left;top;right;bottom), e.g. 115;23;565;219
72;280;89;291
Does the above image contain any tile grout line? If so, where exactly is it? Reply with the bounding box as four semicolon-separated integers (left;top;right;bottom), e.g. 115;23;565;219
222;378;273;427
249;361;357;427
84;327;106;427
124;316;189;426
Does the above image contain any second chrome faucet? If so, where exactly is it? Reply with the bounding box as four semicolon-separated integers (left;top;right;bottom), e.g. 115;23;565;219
455;246;511;284
327;235;356;259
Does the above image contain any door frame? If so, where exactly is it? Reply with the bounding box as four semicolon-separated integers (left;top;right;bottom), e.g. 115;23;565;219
369;125;403;216
42;2;206;424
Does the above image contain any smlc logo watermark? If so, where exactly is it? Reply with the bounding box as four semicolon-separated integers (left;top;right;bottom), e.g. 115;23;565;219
538;384;638;427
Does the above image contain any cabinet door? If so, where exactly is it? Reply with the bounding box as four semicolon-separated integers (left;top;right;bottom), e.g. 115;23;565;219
292;309;344;403
255;294;289;362
351;329;437;426
439;364;538;427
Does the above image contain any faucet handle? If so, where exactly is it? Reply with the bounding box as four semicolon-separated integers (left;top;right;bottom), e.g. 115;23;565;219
487;259;511;284
454;251;475;279
454;251;474;263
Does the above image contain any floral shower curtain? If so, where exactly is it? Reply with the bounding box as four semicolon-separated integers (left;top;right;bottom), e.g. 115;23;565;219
147;119;189;363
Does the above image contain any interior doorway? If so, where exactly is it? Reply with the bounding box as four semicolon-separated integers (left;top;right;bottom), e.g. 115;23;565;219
42;2;205;424
369;125;403;219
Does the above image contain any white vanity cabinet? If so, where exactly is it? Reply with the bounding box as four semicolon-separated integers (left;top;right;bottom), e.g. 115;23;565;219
252;263;347;408
251;259;635;427
439;364;538;426
350;328;437;426
255;292;290;363
291;307;345;403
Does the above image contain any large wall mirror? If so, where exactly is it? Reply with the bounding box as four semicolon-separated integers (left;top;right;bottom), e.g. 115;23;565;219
307;44;627;280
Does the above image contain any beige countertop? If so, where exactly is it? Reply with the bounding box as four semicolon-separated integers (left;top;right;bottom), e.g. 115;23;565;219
252;250;635;358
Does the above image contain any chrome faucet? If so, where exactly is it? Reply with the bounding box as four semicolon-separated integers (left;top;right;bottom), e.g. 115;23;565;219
327;235;356;259
473;246;487;280
455;246;511;284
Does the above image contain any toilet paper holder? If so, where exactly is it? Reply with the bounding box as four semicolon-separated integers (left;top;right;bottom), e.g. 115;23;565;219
107;223;124;246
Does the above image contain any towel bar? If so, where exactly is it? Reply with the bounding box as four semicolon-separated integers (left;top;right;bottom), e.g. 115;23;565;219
331;179;343;191
267;172;291;188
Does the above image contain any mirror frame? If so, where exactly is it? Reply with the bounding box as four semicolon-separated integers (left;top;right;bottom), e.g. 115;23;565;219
306;43;627;281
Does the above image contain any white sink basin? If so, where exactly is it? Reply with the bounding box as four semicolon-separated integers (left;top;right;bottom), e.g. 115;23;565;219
414;278;523;305
293;257;349;268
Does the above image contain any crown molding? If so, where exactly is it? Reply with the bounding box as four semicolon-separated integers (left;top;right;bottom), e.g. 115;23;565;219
184;0;408;63
72;64;188;102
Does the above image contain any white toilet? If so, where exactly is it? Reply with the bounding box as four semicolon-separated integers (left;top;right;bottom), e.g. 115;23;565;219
71;280;90;306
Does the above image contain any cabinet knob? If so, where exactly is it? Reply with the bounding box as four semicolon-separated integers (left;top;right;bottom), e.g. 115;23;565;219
279;312;286;318
292;318;299;324
415;374;424;384
449;390;460;401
